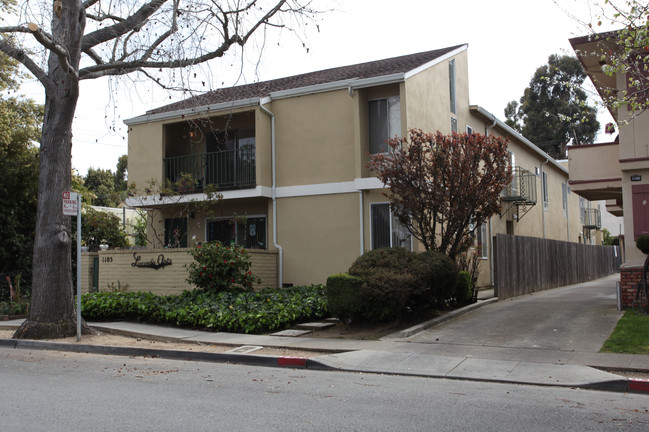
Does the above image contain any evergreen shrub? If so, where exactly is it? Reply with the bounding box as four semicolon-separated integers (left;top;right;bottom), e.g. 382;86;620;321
186;241;261;293
326;273;364;325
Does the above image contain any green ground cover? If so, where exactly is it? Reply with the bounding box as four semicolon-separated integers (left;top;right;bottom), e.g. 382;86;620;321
600;310;649;355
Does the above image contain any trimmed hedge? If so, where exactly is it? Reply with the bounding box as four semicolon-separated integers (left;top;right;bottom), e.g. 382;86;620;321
340;247;459;323
325;273;364;325
456;270;473;306
81;285;327;334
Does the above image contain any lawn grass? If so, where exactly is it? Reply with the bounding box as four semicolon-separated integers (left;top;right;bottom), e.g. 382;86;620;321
600;310;649;355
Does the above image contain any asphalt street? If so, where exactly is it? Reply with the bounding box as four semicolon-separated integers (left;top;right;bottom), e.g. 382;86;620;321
2;347;648;432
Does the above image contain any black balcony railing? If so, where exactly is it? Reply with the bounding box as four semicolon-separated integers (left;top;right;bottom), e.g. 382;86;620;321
164;148;256;191
583;208;602;229
503;166;537;203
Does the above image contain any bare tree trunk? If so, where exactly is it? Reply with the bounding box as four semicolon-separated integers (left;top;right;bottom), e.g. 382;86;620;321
14;3;92;339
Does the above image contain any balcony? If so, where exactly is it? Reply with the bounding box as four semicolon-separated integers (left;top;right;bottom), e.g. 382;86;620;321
583;208;602;230
501;167;537;221
568;143;622;201
503;167;537;203
164;148;256;192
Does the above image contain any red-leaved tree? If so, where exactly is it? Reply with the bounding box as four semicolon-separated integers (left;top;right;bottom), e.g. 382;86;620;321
368;129;511;261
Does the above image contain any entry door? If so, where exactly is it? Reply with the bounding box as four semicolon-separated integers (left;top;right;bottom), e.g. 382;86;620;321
632;184;649;238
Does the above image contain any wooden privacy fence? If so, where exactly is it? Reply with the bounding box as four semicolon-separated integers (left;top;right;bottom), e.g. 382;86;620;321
493;234;621;300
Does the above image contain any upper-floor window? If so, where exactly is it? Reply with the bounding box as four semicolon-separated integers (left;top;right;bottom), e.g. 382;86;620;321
449;59;457;114
466;125;473;135
451;117;458;133
369;96;401;154
562;182;568;217
542;171;549;210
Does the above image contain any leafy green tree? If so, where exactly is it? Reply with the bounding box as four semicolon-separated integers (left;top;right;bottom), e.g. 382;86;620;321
505;55;600;159
85;167;120;207
114;155;128;192
78;209;128;251
0;47;42;289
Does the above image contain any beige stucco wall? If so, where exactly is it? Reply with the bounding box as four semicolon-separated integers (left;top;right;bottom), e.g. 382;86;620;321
272;89;357;186
90;248;277;296
404;50;471;134
128;121;164;189
277;193;360;286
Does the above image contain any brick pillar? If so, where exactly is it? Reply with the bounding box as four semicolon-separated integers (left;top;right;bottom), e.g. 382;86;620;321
620;265;644;308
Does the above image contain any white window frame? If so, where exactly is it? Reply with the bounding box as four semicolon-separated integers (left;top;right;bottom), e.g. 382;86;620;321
451;116;458;133
368;96;401;155
475;222;488;259
370;202;412;251
542;171;549;211
466;125;473;135
449;59;457;114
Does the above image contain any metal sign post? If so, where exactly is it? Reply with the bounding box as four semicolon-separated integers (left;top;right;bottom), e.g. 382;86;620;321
63;191;82;341
76;192;81;341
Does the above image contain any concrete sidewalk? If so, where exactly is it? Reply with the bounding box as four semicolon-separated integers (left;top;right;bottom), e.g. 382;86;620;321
1;275;648;393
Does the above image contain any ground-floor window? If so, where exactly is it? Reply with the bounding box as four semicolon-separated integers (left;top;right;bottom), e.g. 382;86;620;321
207;216;267;249
475;222;488;259
165;218;187;248
370;203;411;250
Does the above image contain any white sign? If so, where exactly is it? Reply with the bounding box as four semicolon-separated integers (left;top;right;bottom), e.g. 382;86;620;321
62;191;79;216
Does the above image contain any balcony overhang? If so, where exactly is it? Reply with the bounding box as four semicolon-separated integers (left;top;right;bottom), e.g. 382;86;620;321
568;142;622;201
126;186;273;208
606;198;624;217
568;179;623;201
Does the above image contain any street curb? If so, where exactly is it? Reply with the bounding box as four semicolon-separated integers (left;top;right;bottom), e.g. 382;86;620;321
0;338;337;371
384;297;499;339
0;338;640;393
304;354;632;393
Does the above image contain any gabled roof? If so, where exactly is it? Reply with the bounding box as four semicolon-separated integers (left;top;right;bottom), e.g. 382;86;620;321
470;105;569;175
128;44;466;123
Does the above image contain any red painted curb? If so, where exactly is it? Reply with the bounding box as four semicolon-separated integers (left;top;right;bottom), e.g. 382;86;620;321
277;356;307;367
628;378;649;392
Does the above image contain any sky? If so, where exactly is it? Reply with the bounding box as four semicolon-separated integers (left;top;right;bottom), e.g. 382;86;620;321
18;0;618;176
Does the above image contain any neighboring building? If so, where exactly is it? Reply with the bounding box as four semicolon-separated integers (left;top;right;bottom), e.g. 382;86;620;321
569;32;648;305
126;45;601;289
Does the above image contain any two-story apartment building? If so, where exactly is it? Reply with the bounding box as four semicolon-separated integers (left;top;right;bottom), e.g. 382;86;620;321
569;31;648;305
125;44;601;289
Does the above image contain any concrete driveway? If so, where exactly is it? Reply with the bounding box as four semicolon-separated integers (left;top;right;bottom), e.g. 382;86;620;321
408;274;623;353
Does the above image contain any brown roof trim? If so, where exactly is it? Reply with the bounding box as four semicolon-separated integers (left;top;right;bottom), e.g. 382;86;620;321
620;156;649;163
569;30;620;47
568;178;622;185
567;142;618;150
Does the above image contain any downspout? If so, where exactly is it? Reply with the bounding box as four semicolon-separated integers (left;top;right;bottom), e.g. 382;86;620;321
359;191;364;255
260;97;283;287
350;84;364;254
541;159;549;239
486;116;497;287
566;182;570;242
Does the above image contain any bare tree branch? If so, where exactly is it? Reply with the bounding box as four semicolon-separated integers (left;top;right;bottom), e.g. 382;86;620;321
81;0;168;51
0;34;52;92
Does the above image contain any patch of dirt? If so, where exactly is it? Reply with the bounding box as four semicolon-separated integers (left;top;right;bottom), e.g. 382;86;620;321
0;329;324;358
296;320;416;340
